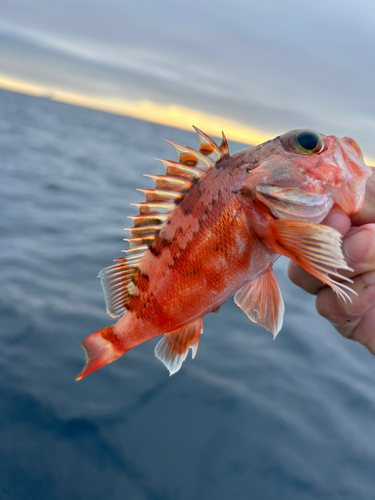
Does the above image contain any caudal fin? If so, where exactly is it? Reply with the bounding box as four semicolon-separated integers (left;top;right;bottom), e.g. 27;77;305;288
76;326;124;380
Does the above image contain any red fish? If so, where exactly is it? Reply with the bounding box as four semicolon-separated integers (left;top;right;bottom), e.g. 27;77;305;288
77;128;372;379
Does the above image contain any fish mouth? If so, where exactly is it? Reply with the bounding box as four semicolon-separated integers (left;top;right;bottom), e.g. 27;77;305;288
254;184;334;223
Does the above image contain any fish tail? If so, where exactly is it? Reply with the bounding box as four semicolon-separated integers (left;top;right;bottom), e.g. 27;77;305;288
76;326;124;380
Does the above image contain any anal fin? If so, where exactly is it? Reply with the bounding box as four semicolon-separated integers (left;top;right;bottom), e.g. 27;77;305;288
234;268;285;337
155;318;203;375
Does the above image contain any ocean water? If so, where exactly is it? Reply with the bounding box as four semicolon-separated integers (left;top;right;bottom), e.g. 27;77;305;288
1;88;375;500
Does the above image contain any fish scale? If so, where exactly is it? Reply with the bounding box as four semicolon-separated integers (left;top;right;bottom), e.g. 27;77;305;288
77;127;372;379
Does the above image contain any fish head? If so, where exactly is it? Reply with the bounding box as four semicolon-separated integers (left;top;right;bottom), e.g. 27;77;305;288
242;129;373;223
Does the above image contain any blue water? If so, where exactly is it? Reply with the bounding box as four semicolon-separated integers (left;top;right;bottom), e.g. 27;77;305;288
1;88;375;500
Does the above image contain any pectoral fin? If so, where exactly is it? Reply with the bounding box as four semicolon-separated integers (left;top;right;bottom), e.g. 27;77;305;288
155;318;204;375
234;268;285;337
267;219;355;301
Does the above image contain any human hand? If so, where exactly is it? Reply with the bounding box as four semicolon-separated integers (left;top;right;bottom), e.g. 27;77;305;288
288;171;375;354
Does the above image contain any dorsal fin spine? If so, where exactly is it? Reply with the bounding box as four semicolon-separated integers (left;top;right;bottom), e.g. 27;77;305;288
165;140;215;169
220;131;229;156
126;237;156;248
130;203;175;215
144;174;193;191
137;189;184;203
128;214;168;227
124;245;149;256
156;159;203;180
192;126;224;160
125;225;163;237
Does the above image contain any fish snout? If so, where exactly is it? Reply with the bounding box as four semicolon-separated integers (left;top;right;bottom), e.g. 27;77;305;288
340;137;363;161
330;137;373;216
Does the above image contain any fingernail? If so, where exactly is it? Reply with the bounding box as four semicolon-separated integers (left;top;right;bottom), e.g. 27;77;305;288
344;228;374;263
361;270;375;286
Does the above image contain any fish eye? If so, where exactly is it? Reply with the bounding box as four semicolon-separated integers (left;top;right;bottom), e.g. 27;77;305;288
283;130;324;155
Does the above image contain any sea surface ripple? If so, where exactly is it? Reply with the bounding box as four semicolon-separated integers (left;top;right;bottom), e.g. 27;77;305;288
1;88;375;500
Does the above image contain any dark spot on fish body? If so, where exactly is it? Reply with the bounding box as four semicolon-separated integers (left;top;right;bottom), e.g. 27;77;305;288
237;187;256;202
181;204;193;215
196;184;204;198
127;294;147;318
149;236;172;258
132;271;150;292
245;159;260;172
212;199;217;206
101;327;117;344
205;208;210;215
215;156;232;170
149;245;161;257
180;185;203;216
183;267;200;278
160;237;172;248
218;189;222;197
213;245;228;258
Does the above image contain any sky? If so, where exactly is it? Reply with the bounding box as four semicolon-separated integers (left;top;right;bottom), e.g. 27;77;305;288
1;0;375;161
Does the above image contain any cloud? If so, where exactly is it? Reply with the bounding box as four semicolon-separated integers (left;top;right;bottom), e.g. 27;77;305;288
0;0;375;159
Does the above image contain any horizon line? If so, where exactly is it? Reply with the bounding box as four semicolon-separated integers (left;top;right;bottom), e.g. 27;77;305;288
0;74;271;146
0;73;374;166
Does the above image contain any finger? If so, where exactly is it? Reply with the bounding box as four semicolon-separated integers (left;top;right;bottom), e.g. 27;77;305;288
339;308;375;356
323;205;351;236
287;206;351;295
316;270;375;325
351;170;375;226
342;224;375;276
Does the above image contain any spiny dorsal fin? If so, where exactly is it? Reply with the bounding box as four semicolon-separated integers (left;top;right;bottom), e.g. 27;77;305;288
127;126;230;251
100;128;230;318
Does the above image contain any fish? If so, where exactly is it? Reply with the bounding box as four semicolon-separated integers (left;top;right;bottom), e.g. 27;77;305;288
76;127;372;379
